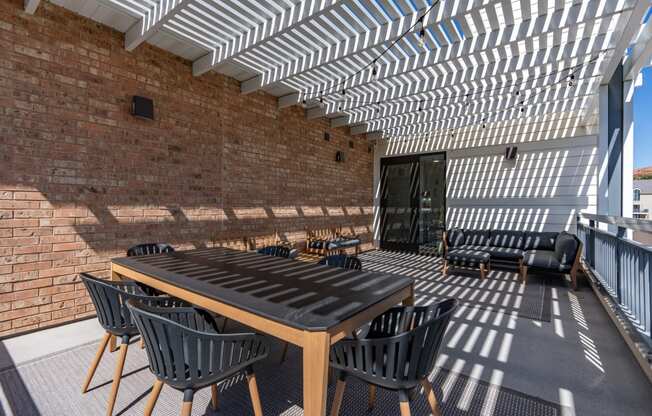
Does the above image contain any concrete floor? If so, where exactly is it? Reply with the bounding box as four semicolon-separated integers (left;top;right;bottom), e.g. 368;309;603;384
0;250;650;415
358;251;652;416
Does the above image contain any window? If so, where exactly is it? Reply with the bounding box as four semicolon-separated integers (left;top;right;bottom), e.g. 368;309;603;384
634;188;641;201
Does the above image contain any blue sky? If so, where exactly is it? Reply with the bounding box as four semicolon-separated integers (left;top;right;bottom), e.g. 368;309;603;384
634;66;652;168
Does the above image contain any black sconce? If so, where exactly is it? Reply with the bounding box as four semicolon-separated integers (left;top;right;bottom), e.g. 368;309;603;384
505;146;518;160
131;96;154;120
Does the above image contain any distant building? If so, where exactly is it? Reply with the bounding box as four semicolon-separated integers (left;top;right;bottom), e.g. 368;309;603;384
633;180;652;246
633;180;651;219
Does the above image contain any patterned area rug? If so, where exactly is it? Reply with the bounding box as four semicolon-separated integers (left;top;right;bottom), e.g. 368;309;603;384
358;251;552;322
0;340;561;416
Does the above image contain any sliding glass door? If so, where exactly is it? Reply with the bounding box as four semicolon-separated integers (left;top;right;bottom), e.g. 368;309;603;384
379;153;446;253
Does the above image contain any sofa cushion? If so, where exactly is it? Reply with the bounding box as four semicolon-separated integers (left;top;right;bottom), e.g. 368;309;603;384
489;230;525;249
446;248;490;265
447;228;466;248
464;230;490;246
483;246;524;261
554;232;579;267
523;232;558;251
524;250;571;272
459;244;489;252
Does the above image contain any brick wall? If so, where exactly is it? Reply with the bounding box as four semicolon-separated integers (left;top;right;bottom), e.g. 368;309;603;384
0;1;373;337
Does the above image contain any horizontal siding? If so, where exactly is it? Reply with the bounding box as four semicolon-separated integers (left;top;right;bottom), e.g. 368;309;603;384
374;134;598;238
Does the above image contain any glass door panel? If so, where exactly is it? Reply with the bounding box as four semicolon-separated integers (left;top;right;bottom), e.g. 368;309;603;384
379;153;446;253
379;158;419;251
418;154;446;255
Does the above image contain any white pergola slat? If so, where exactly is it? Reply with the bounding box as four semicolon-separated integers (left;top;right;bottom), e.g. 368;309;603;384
84;0;652;140
125;0;188;50
296;0;629;114
193;0;342;77
24;0;40;14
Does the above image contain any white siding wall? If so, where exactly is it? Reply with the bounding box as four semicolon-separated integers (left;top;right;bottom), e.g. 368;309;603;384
373;134;598;241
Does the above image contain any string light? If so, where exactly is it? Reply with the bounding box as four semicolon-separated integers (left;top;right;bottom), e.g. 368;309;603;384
300;0;442;101
417;17;426;50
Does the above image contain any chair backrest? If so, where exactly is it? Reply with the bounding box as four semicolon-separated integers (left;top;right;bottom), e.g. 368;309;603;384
127;299;270;390
318;254;362;270
257;245;291;258
126;243;175;295
127;243;175;257
331;299;457;387
80;273;182;337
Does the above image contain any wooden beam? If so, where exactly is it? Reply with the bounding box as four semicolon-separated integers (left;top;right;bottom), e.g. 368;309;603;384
240;75;262;95
125;0;188;51
601;1;649;83
278;93;301;109
625;16;652;80
330;116;349;128
306;106;325;120
24;0;40;14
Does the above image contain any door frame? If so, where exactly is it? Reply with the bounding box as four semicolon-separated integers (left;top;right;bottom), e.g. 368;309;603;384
378;151;447;253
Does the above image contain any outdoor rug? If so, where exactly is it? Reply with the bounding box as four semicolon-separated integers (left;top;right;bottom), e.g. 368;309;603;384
0;339;562;416
358;250;552;322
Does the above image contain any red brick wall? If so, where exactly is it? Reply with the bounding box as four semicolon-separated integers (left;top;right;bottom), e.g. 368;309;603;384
0;1;373;337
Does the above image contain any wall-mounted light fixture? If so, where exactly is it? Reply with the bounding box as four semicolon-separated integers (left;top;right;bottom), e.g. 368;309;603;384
131;96;154;120
505;146;518;160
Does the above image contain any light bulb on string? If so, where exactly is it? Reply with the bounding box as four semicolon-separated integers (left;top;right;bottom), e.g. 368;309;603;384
417;17;426;51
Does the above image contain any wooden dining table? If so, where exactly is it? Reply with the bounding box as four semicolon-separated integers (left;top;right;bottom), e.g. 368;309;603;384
110;247;415;416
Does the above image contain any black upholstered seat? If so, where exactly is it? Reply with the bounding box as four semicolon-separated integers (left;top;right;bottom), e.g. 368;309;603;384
257;245;291;258
482;246;524;261
445;248;490;266
523;250;570;272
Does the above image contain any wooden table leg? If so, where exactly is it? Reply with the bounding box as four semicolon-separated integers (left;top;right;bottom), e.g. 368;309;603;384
303;331;330;416
402;283;415;306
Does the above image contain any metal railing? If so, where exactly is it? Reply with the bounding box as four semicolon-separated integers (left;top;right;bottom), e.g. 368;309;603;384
577;214;652;347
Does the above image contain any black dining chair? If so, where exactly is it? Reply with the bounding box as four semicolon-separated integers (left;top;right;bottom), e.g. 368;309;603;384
318;254;362;270
257;245;291;258
126;243;175;296
127;299;270;416
79;273;218;416
329;299;458;416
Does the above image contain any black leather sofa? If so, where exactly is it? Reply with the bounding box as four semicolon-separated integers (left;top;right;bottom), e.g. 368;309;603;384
443;228;583;289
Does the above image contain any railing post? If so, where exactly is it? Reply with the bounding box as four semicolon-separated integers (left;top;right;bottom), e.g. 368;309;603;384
588;219;596;268
615;226;626;303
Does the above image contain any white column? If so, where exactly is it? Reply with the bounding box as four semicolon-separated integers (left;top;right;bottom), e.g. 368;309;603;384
597;84;610;230
622;80;634;220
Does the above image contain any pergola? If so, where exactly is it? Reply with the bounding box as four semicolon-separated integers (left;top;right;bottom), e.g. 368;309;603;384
37;0;652;142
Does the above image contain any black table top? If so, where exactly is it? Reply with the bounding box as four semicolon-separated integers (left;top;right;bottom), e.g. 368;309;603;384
112;247;414;331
